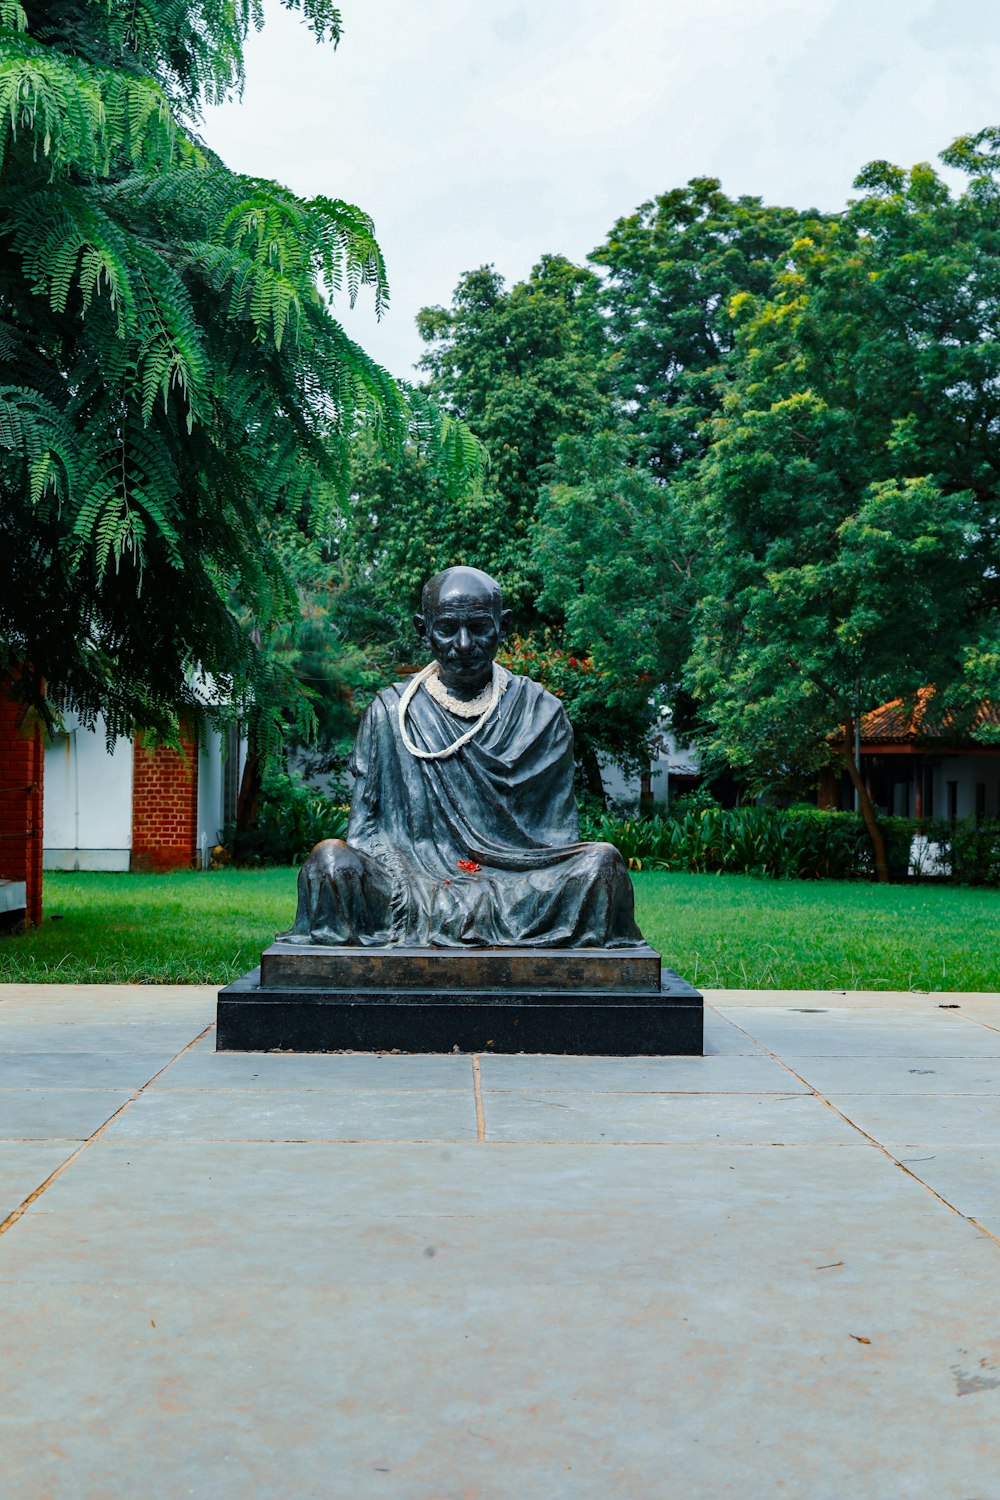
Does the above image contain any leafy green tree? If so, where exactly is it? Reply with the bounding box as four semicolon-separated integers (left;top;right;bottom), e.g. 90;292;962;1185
0;0;405;742
530;429;691;781
344;253;652;787
532;182;822;767
415;254;610;616
343;425;497;627
229;407;484;838
592;178;818;480
686;143;1000;878
228;508;399;847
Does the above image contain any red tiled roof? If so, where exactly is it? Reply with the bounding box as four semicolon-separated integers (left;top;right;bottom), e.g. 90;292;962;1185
860;687;1000;745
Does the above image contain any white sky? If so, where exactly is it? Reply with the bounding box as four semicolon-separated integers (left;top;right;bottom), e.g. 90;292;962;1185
202;0;1000;381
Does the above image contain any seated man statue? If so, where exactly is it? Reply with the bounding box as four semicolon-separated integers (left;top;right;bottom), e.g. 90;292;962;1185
281;566;643;949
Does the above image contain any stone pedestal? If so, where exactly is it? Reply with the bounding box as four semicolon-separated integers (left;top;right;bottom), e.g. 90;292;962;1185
217;943;703;1055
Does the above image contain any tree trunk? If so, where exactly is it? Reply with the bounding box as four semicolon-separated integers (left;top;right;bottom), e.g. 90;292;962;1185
841;724;889;883
580;742;606;805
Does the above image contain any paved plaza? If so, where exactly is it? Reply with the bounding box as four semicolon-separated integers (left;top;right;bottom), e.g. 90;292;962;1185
3;983;1000;1498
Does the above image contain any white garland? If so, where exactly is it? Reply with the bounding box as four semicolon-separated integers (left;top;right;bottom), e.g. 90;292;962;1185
424;667;497;718
399;661;507;761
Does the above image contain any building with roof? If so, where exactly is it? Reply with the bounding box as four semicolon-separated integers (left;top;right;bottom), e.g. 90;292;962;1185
42;714;243;874
818;688;1000;821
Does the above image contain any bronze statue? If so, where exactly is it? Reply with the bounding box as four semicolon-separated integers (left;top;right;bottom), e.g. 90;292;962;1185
280;566;643;948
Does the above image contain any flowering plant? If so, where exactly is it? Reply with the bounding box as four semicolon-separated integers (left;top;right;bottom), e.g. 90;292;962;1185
498;630;658;780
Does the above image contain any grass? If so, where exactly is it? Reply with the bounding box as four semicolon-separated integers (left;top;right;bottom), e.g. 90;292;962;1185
0;869;294;986
640;871;1000;992
0;868;998;991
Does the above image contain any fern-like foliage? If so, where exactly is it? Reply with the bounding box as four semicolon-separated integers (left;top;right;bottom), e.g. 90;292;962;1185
0;0;470;743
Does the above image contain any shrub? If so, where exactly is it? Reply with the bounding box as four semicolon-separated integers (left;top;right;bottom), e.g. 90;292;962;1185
580;804;888;880
912;819;1000;887
227;771;349;866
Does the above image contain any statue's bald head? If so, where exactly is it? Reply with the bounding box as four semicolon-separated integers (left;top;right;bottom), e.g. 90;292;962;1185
414;566;513;696
421;566;503;622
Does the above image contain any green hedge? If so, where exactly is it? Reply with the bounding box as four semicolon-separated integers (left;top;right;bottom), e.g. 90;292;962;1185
229;779;1000;884
912;819;1000;886
579;805;922;881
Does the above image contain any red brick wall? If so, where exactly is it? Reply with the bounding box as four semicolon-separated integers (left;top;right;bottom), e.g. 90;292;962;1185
0;675;44;926
131;724;199;872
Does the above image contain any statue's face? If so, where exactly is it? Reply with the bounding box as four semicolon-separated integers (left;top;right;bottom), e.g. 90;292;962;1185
415;576;512;694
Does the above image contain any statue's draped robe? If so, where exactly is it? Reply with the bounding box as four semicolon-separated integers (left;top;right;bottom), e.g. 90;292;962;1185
286;671;643;948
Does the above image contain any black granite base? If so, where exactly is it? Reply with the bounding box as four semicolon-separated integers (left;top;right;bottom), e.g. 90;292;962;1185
216;969;703;1055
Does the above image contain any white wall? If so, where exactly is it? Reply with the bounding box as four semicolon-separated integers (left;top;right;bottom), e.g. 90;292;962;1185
45;715;242;872
197;723;246;867
599;731;701;808
197;727;225;867
43;714;133;871
884;755;1000;821
0;880;26;913
933;756;1000;821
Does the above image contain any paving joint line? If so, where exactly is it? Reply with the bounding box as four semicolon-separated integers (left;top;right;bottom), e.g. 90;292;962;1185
0;1024;214;1241
713;1004;1000;1251
945;1009;1000;1037
471;1055;486;1142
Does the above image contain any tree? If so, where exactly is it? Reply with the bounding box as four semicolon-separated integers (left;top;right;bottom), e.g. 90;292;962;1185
686;143;1000;878
532;182;823;764
229;406;483;841
415;255;610;617
498;628;655;801
0;0;405;742
343;424;497;627
592;178;818;481
530;429;692;788
342;252;654;785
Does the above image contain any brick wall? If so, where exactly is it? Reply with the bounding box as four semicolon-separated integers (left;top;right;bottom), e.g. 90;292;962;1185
131;723;199;872
0;675;44;926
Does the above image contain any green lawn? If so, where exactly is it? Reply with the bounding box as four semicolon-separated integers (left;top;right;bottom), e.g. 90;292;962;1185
0;868;998;991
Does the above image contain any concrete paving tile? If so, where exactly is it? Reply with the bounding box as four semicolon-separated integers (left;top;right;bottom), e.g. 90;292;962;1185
881;1151;1000;1236
0;1000;215;1026
0;1137;970;1291
19;1139;896;1221
101;1086;478;1142
0;1090;130;1141
187;1029;218;1051
479;1052;806;1093
4;987;1000;1499
0;1022;207;1054
0;1053;177;1091
0;1141;77;1219
826;1092;1000;1147
158;1049;472;1091
0;986;217;1029
786;1054;1000;1096
2;1249;999;1499
939;998;1000;1026
0;983;218;1007
703;986;985;1013
0;1190;972;1289
702;1009;764;1054
887;1147;1000;1215
718;1006;1000;1057
483;1090;858;1144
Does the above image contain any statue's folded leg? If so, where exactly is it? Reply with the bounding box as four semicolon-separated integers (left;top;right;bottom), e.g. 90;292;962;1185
277;839;396;946
536;840;643;947
584;840;644;945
